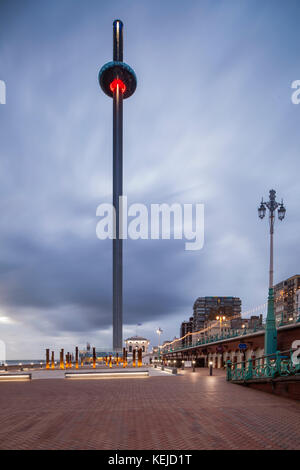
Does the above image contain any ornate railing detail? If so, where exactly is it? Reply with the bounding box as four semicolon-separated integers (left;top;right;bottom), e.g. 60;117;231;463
226;350;300;382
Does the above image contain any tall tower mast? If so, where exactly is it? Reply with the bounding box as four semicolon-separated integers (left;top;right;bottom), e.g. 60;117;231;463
99;21;137;350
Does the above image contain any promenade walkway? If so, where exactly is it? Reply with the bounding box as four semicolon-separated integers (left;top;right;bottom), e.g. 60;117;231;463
0;368;299;449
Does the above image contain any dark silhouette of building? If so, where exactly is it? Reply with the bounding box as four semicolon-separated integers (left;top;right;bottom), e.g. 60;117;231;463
180;317;193;347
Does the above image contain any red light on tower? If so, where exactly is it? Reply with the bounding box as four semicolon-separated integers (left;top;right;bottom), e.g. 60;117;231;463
110;78;126;94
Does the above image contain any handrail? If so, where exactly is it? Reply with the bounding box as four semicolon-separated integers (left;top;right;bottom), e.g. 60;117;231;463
226;349;300;382
162;325;265;355
162;319;300;356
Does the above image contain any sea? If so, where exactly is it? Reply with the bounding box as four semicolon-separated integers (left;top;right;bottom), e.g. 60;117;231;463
1;360;45;366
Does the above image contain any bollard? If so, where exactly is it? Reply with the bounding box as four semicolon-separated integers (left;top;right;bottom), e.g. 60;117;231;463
192;360;196;373
92;348;96;369
60;349;65;370
140;348;143;367
75;346;79;370
46;349;50;370
181;360;184;370
138;348;142;367
209;361;213;376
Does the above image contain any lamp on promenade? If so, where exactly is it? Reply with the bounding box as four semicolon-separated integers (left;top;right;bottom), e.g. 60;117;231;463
258;189;286;355
156;328;163;363
99;20;137;351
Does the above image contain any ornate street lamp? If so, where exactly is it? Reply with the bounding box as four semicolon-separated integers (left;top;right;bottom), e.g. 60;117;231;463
258;189;286;355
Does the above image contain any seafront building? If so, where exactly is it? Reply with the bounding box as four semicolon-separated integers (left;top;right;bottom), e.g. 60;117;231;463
180;296;242;347
274;274;300;325
124;336;150;354
193;296;242;330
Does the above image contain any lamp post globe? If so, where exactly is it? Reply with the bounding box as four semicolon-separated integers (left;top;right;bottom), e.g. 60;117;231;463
258;201;266;219
278;203;286;221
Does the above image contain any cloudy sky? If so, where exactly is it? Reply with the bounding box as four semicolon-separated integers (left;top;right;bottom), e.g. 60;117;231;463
0;0;300;359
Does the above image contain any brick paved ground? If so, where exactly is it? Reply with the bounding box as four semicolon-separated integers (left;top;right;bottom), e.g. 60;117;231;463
0;368;299;450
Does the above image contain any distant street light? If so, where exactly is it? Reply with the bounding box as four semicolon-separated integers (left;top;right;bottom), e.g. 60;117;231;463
156;328;163;363
258;189;286;355
216;315;226;335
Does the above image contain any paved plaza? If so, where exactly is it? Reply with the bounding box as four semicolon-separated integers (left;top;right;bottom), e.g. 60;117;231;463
0;368;299;450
